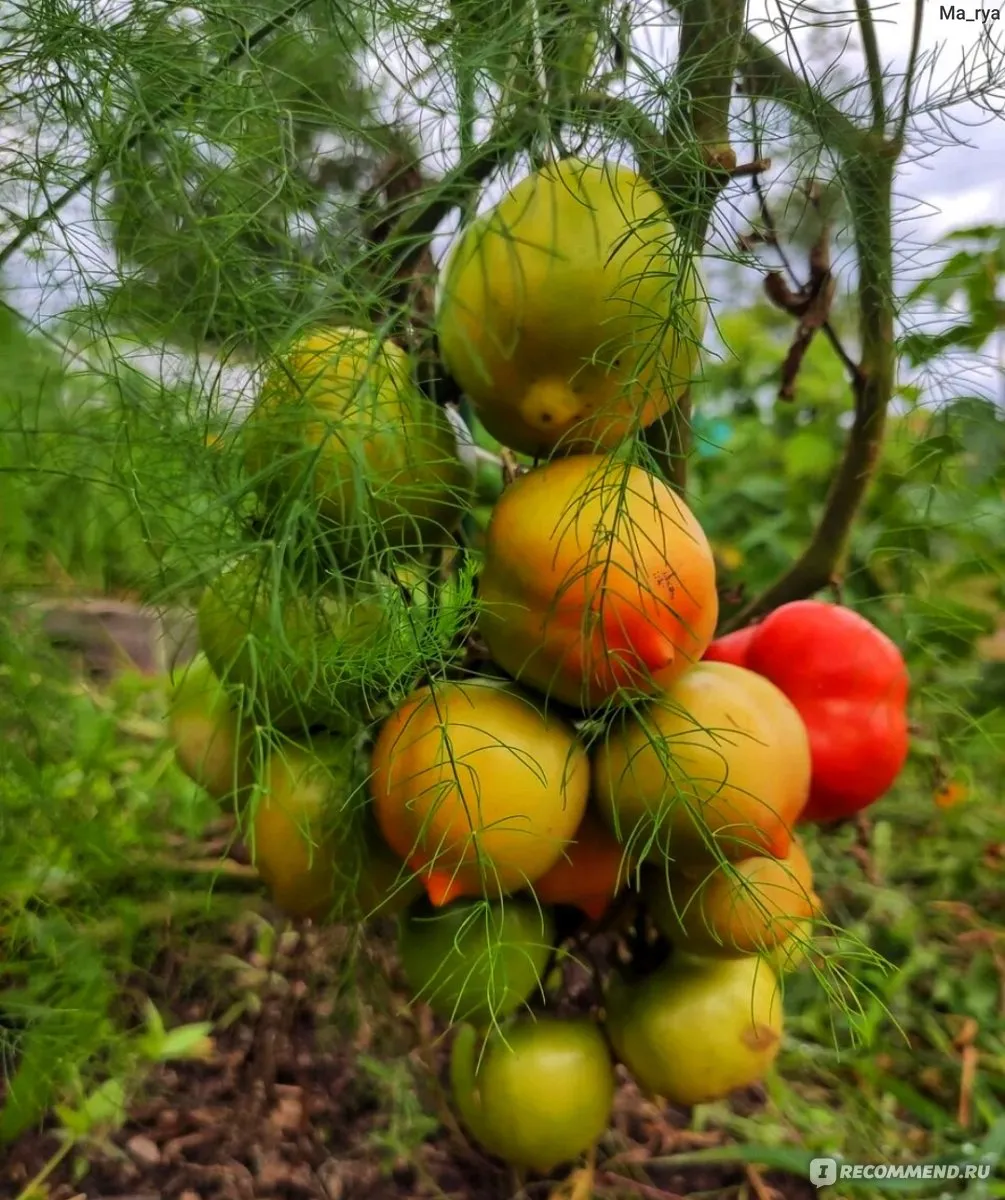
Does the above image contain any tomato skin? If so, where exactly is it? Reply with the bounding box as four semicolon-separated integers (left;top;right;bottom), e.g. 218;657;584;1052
604;955;783;1107
702;624;757;669
397;898;555;1028
644;838;820;958
531;811;630;921
729;601;909;822
450;1017;615;1173
595;661;811;865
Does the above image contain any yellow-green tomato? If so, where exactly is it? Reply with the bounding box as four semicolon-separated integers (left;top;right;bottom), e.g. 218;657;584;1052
604;955;783;1107
450;1017;615;1173
168;653;253;802
254;737;418;922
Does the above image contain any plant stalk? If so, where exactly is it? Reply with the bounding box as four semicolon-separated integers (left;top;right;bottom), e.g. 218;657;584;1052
643;0;749;493
854;0;888;132
724;145;898;629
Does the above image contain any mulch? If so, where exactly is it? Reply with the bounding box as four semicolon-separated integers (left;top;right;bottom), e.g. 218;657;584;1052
1;913;819;1200
1;598;822;1199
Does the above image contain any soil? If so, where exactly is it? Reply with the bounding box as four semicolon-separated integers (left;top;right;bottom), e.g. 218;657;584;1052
1;909;819;1200
2;598;822;1200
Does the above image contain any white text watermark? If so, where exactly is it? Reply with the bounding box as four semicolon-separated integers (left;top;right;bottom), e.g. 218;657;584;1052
809;1156;998;1188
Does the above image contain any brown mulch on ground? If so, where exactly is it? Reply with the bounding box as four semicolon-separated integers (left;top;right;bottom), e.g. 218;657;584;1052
1;913;819;1200
1;599;821;1199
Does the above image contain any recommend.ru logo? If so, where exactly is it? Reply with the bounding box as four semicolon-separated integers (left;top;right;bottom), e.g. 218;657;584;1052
809;1155;997;1188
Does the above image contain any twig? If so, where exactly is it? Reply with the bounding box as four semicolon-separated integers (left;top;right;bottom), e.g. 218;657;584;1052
658;0;749;248
548;1146;597;1200
499;447;521;486
747;153;863;387
670;0;747;181
571;93;667;185
139;855;261;879
854;0;888;133
646;390;691;495
730;157;772;178
746;1163;782;1200
474;446;505;471
597;1170;686;1200
954;1017;979;1129
0;0;316;272
758;183;839;402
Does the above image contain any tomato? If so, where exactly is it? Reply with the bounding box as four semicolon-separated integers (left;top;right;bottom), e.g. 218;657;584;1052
254;738;419;921
252;737;356;920
594;661;811;867
702;624;756;669
763;917;815;975
707;601;910;822
243;326;472;560
450;1017;615;1172
644;839;820;957
531;811;631;921
371;679;589;905
398;897;555;1027
477;456;717;709
168;653;253;803
605;955;783;1106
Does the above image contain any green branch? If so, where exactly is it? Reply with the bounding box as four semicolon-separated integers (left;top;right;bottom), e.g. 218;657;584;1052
381;120;534;266
723;27;901;630
674;0;746;173
855;0;888;132
641;0;748;493
739;30;863;157
660;0;749;247
571;93;667;179
357;115;537;326
896;0;926;145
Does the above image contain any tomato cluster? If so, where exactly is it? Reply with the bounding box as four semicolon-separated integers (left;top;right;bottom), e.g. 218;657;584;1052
168;155;910;1178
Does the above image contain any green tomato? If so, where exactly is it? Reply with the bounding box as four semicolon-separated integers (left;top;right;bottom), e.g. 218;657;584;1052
243;326;473;564
604;955;783;1107
197;556;419;734
397;897;555;1027
450;1016;614;1173
168;653;253;802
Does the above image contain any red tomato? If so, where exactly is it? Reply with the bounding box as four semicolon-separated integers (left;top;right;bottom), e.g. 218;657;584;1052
702;624;757;669
706;601;909;822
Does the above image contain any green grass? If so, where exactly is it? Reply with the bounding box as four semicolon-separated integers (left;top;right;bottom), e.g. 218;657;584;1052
0;597;241;1142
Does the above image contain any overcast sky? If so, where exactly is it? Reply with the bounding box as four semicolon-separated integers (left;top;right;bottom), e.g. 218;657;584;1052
3;0;1003;407
749;0;1005;237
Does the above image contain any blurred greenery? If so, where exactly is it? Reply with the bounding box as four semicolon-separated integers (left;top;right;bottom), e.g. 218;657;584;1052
0;305;246;599
83;0;406;353
0;594;227;1142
